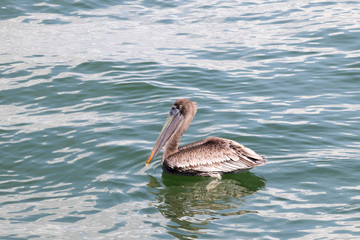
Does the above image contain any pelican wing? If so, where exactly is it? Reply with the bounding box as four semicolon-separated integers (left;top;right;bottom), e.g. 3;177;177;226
165;137;266;174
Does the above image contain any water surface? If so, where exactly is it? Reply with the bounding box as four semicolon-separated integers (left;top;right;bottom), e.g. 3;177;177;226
1;0;360;239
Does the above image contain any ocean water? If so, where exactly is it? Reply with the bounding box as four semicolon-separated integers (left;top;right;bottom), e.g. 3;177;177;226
1;0;360;239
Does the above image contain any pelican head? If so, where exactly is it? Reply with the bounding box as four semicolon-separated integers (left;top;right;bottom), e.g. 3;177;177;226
146;99;197;165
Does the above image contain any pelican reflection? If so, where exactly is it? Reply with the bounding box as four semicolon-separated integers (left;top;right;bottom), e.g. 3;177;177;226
147;172;266;238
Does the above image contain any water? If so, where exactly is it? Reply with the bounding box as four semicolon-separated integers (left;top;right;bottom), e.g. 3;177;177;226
1;0;360;239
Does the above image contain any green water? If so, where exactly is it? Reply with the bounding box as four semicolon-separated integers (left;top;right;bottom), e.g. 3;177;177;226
1;0;360;239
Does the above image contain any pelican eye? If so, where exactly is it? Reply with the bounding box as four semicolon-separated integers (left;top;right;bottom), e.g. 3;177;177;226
169;105;179;115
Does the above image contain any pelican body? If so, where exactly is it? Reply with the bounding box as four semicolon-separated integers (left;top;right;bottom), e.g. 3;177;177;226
146;99;266;177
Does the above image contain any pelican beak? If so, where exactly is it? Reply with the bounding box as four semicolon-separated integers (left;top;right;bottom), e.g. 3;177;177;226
146;107;183;166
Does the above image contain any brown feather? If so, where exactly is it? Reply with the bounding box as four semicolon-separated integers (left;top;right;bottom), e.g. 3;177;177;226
164;137;266;175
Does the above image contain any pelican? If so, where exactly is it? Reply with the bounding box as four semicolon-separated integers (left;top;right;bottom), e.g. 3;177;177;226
146;99;266;178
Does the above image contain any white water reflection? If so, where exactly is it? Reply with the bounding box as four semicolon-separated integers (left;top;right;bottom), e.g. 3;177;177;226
2;1;360;71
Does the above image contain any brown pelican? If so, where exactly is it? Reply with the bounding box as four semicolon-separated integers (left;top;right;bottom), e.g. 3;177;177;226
146;99;266;178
